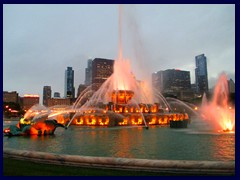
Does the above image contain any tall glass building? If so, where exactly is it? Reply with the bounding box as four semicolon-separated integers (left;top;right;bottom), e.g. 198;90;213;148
43;86;52;106
64;67;75;98
85;59;92;86
152;69;193;101
195;54;209;94
152;69;191;93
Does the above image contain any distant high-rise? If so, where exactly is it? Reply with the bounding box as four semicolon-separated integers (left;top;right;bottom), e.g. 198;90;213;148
77;84;87;98
152;69;191;93
152;69;192;100
92;58;114;90
228;79;235;93
3;91;19;103
152;71;163;92
54;92;60;98
64;67;75;98
43;86;52;106
195;54;209;94
85;59;92;86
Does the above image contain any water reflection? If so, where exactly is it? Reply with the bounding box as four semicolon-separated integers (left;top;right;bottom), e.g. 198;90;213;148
109;127;144;158
3;125;235;161
211;134;235;161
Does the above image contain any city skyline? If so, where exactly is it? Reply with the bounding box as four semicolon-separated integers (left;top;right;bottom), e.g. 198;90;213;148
3;4;235;99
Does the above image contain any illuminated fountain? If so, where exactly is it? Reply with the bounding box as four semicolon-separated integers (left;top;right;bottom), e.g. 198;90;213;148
3;105;65;136
62;5;189;128
65;52;188;128
5;6;234;133
64;6;189;128
10;5;188;131
199;73;235;132
3;5;190;135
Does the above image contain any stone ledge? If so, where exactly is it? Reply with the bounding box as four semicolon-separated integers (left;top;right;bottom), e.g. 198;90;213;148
3;148;235;175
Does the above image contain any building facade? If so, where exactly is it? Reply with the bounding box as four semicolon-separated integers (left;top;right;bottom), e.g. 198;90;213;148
228;79;235;93
152;71;163;92
195;54;209;95
46;98;71;107
64;67;75;98
92;58;114;90
22;94;40;111
152;69;192;100
85;59;92;86
54;92;61;98
162;69;191;92
43;86;52;106
153;69;191;92
77;84;87;98
3;91;19;103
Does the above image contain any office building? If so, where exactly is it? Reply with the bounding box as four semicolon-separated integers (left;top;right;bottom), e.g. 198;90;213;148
152;69;192;100
92;58;114;90
3;91;19;103
22;94;40;111
228;79;235;93
195;54;209;94
43;86;52;106
153;69;191;92
46;98;71;107
54;92;61;98
85;59;92;86
64;67;75;98
77;84;87;98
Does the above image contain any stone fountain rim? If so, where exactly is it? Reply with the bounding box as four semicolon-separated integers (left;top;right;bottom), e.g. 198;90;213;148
3;148;235;175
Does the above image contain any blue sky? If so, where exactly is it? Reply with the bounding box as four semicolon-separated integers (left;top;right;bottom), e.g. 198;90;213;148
3;4;235;101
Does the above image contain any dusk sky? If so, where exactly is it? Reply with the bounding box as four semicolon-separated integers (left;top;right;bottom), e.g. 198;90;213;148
3;4;235;102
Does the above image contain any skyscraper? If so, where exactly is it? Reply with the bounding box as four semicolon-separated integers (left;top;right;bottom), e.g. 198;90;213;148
53;92;60;98
152;69;193;100
64;67;75;98
152;69;191;93
77;84;87;98
85;59;92;86
228;79;235;93
195;54;209;94
43;86;51;106
152;71;163;92
92;58;114;90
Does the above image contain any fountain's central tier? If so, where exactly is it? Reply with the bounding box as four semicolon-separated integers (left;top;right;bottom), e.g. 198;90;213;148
111;90;134;104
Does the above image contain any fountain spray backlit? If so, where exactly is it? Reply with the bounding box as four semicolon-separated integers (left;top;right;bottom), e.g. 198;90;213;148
200;73;235;132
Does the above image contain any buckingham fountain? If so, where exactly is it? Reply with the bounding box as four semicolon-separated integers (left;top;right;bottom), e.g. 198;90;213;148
3;6;193;135
3;49;191;136
3;5;235;175
3;54;235;135
3;4;235;135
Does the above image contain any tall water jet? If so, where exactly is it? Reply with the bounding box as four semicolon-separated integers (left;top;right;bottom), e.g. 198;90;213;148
200;73;235;132
64;5;189;129
118;4;123;61
201;93;208;107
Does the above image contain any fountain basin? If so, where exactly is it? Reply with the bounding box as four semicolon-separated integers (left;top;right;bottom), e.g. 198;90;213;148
3;148;235;175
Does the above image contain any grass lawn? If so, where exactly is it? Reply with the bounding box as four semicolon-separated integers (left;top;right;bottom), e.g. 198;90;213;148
3;157;176;176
